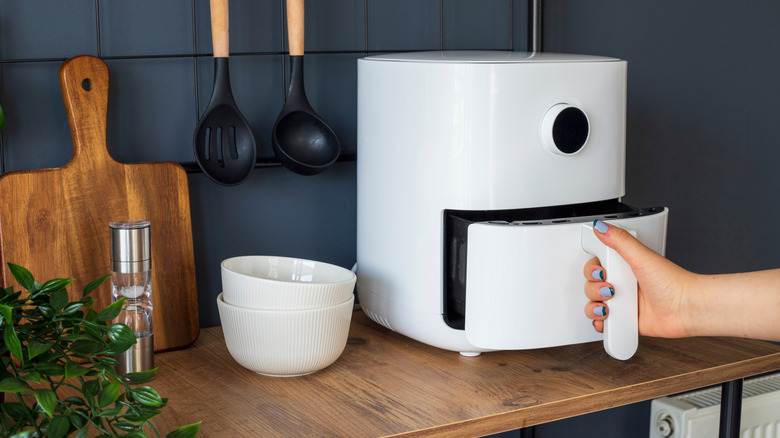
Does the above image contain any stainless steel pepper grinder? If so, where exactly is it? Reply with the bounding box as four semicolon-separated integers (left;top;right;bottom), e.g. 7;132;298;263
110;219;154;381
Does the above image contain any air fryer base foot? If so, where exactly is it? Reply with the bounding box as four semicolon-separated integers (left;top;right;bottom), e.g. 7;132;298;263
459;351;482;357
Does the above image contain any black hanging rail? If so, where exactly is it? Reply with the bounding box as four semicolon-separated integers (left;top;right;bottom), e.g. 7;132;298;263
180;150;356;174
528;0;543;53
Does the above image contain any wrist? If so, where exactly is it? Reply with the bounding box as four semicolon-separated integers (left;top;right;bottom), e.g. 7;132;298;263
678;273;706;337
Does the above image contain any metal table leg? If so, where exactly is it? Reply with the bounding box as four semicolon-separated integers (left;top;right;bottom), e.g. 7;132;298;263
719;379;743;438
519;426;535;438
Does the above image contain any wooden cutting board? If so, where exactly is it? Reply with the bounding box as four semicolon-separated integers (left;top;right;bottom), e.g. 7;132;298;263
0;55;199;352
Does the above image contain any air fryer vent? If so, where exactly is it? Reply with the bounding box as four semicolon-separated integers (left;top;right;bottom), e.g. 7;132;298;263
676;374;780;408
364;309;393;331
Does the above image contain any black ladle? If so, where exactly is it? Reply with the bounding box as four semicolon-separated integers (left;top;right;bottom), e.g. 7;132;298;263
193;0;257;186
272;0;340;176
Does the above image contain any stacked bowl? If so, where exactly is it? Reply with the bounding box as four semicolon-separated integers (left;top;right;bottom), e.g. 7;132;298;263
217;255;356;377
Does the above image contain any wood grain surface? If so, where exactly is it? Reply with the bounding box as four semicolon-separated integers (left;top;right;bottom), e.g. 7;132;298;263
0;55;199;352
209;0;229;58
286;0;305;56
147;310;780;437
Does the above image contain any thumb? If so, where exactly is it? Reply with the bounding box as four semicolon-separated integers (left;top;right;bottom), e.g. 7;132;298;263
592;219;660;269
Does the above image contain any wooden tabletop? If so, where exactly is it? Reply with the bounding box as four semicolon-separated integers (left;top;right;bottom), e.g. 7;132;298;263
148;309;780;437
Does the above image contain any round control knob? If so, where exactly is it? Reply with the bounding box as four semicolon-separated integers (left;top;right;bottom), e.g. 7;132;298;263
655;415;674;437
541;104;590;156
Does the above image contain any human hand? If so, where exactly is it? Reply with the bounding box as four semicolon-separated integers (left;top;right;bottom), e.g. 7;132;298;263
583;220;695;338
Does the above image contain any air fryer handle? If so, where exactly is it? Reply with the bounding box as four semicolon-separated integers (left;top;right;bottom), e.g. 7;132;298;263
581;223;638;360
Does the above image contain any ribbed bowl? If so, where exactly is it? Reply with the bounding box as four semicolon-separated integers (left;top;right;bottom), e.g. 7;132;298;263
217;293;354;377
221;255;356;310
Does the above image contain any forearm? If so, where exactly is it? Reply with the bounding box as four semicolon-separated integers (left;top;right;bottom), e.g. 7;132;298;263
684;268;780;341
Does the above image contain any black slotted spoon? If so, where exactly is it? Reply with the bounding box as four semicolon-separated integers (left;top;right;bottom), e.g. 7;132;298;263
193;0;257;186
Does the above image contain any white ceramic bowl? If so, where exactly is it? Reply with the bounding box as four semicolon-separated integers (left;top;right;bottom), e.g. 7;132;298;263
217;293;353;377
221;256;356;310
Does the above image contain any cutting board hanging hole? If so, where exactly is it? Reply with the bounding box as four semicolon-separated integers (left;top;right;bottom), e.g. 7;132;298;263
81;78;92;91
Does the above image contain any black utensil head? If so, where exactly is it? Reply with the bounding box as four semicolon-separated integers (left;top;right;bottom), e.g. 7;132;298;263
193;104;257;186
271;110;340;176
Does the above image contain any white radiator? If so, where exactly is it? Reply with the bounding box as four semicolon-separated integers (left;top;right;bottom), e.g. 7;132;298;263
649;373;780;438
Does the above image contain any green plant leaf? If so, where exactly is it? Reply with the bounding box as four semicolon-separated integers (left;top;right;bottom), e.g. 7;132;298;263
166;422;202;438
2;402;30;420
7;263;34;290
68;411;85;429
65;363;90;379
130;386;163;407
95;407;122;417
74;427;88;438
19;370;41;383
30;280;42;293
70;339;102;355
101;342;132;356
64;396;86;407
97;380;120;408
40;278;73;295
114;420;140;431
27;341;52;360
0;304;12;326
34;388;57;418
35;352;63;364
35;362;65;376
37;305;55;319
9;431;33;438
96;297;125;321
83;379;100;397
47;414;70;438
82;322;103;341
96;356;118;366
83;274;110;297
61;302;84;315
0;377;29;393
107;323;136;346
3;326;23;364
122;367;158;383
123;406;161;422
0;285;12;299
50;290;69;311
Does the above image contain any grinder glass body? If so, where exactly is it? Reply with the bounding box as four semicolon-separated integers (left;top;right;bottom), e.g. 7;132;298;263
110;220;154;381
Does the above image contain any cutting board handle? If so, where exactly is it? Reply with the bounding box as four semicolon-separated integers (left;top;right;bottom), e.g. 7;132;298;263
60;55;118;170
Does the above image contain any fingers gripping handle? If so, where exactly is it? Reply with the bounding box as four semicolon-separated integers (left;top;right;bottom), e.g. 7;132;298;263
581;224;638;360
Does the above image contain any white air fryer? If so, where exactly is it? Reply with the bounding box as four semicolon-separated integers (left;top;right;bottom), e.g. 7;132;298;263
356;51;668;360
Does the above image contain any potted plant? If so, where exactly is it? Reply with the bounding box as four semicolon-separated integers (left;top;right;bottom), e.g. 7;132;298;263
0;263;200;438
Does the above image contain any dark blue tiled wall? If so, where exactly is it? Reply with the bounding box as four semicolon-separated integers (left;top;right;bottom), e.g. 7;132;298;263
367;0;441;51
98;1;195;57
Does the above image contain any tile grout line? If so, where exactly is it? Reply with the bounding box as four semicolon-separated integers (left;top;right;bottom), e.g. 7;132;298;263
94;0;102;58
279;0;288;104
364;0;369;54
440;0;444;50
192;0;201;123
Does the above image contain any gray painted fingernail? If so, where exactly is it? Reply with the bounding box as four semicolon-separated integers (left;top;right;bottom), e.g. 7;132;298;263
591;269;604;281
594;306;607;317
594;220;609;233
599;286;614;297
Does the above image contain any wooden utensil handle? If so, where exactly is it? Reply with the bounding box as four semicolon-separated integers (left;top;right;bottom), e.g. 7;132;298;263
287;0;304;56
59;55;114;167
211;0;229;58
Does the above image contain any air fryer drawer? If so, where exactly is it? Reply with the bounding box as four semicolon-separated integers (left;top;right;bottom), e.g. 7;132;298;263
442;200;667;331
